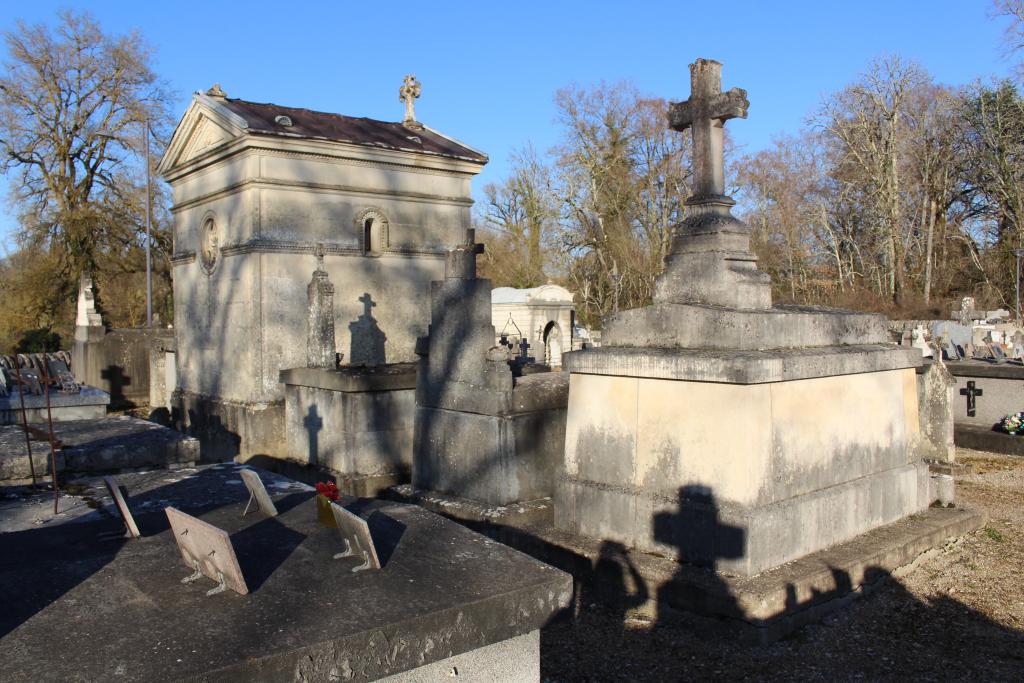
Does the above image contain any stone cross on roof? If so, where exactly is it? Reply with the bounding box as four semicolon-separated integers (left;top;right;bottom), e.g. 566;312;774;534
668;59;749;201
399;75;421;127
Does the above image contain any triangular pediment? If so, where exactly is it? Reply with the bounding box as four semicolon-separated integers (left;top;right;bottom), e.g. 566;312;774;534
158;95;250;175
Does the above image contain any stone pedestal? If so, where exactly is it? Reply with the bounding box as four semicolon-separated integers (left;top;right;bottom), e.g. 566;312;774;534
557;340;929;577
411;232;569;507
281;363;417;496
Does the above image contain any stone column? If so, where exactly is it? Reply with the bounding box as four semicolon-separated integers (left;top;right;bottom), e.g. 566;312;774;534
307;245;337;369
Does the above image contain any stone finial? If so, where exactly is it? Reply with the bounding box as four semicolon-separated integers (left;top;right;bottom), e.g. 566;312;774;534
653;58;772;310
206;83;227;98
399;75;422;128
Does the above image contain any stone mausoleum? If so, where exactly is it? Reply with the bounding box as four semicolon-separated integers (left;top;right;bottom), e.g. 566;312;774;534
492;284;575;367
158;82;487;459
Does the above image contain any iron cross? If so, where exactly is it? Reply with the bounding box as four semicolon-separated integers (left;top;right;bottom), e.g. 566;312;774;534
668;59;749;199
959;381;983;418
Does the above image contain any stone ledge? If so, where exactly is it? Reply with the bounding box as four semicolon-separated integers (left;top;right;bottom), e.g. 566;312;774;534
388;484;555;528
601;302;890;350
480;505;984;643
279;363;417;393
564;344;921;384
941;359;1024;379
954;423;1024;456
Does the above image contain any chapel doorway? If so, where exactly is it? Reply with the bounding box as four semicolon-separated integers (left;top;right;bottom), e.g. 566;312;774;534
543;322;562;367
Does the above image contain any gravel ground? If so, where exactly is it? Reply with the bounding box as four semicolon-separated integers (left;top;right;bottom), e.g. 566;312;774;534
540;450;1024;681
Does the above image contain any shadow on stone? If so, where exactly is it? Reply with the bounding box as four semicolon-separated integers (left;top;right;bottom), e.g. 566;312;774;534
348;293;387;366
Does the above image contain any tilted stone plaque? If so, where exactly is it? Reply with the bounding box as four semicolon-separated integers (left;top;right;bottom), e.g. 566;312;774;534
103;476;140;538
330;502;381;572
239;468;278;517
165;506;248;596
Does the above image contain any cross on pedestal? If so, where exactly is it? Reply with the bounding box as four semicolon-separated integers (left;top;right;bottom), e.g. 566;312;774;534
960;381;983;418
668;59;748;202
652;58;771;310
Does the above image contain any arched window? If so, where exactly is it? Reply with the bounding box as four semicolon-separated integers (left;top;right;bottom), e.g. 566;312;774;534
355;208;389;255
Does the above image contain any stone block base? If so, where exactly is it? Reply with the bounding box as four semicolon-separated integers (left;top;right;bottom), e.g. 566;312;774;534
413;404;564;506
174;391;284;461
282;380;414;492
557;364;926;576
383;630;538;683
557;461;931;577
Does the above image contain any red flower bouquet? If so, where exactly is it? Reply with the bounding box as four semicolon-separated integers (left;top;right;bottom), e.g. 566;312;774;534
315;481;340;526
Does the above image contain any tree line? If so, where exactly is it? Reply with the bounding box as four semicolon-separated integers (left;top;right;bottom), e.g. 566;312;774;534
480;9;1024;328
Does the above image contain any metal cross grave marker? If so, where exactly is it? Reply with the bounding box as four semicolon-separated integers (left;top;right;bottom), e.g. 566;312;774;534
960;380;983;418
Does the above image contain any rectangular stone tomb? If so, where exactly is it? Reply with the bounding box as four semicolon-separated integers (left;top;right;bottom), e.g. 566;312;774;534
240;468;278;517
556;361;930;577
103;476;140;538
330;502;381;571
165;506;248;596
0;469;571;682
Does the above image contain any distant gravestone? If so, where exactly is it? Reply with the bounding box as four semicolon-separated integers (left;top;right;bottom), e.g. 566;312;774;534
239;468;278;517
165;507;248;596
911;325;933;358
1012;330;1024;359
103;476;140;538
330;502;380;572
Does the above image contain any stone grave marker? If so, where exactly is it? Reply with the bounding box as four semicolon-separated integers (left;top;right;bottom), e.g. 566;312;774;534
165;506;248;596
911;325;933;358
239;468;278;517
1013;330;1024;359
103;476;140;538
330;502;380;572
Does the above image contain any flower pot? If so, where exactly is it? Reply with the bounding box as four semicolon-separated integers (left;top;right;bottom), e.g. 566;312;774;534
316;494;337;527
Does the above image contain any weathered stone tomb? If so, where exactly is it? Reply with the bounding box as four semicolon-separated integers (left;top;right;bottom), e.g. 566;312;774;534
556;59;935;577
158;81;487;459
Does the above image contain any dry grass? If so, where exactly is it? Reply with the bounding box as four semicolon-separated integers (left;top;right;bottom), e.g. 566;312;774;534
540;450;1024;681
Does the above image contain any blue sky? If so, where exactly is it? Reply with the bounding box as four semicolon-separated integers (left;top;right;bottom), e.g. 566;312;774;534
0;1;1015;251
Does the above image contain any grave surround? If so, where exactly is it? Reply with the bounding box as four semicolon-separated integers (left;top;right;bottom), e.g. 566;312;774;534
0;464;571;682
555;59;934;577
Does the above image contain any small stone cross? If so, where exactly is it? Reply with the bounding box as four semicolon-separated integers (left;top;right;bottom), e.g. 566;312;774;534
399;75;421;126
959;381;983;417
314;243;326;271
668;59;749;199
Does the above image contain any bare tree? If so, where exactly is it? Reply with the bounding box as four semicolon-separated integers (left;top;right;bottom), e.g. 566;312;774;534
0;10;172;344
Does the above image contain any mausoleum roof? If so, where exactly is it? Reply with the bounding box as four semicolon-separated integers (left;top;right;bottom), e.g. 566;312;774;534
219;98;488;163
492;284;575;305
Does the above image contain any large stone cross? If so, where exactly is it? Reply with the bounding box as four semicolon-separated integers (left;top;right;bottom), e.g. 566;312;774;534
399;75;421;126
668;59;749;200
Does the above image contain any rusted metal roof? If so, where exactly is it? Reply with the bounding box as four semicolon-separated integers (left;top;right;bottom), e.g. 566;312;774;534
218;98;487;163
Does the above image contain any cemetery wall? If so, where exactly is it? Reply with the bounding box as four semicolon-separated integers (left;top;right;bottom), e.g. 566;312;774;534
72;327;172;408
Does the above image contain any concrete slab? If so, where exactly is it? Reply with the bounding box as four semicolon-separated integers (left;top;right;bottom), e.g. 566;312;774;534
0;386;109;424
0;417;199;483
0;464;571;681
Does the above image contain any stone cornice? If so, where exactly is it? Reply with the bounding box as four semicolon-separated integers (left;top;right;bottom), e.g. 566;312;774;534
170;251;197;266
162;133;484;184
169;176;474;214
173;239;447;261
